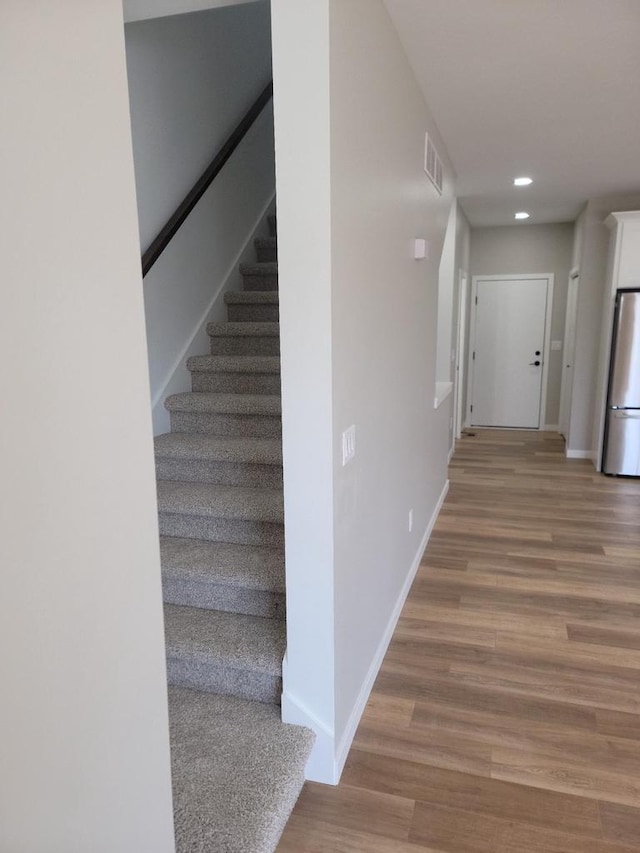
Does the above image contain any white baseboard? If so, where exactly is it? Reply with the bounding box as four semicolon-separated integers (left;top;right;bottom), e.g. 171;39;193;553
331;478;450;784
280;685;336;784
543;424;560;432
434;381;453;409
448;444;455;463
566;448;594;460
150;191;276;433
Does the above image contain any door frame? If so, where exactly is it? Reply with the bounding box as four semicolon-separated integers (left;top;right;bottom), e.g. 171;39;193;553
467;273;555;429
453;270;468;440
558;267;579;443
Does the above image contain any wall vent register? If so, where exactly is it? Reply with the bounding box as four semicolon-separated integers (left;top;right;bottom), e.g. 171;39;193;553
424;133;443;194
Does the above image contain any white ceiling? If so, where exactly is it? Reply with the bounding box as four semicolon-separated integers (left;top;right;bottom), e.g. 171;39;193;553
384;0;640;227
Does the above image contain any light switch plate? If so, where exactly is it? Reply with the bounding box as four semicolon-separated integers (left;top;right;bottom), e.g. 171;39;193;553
414;238;428;260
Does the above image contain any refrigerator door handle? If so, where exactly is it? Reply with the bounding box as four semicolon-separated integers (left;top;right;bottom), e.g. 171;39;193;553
614;411;640;419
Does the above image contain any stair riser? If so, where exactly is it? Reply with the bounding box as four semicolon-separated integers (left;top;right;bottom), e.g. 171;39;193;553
255;245;277;263
209;336;280;356
167;658;281;704
227;304;279;323
169;411;282;438
159;513;285;548
156;458;283;489
163;577;286;618
242;274;278;292
191;372;281;395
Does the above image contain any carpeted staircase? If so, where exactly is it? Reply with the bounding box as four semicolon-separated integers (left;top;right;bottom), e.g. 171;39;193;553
156;216;314;852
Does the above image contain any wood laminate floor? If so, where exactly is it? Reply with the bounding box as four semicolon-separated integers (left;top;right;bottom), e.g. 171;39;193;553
277;430;640;852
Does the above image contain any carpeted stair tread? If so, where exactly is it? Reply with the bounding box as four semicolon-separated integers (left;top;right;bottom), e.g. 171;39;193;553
207;321;279;337
165;393;281;415
165;604;285;676
165;394;282;439
169;688;314;853
187;355;280;374
159;213;311;847
254;237;277;251
224;291;279;305
155;433;282;466
161;537;285;592
157;480;284;523
239;262;278;277
254;236;277;263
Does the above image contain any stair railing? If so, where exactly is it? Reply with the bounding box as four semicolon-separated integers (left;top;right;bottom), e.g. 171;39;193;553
141;80;274;278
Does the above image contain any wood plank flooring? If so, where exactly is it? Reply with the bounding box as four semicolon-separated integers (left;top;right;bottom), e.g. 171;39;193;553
277;430;640;852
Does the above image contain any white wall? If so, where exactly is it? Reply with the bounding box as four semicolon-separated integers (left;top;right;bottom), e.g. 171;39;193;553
0;2;175;850
330;0;454;764
125;4;275;433
469;223;574;426
124;0;264;24
568;193;640;455
592;212;640;470
272;0;454;783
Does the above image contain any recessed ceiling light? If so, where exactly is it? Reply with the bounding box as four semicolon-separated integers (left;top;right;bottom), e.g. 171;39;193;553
514;177;533;186
515;212;530;220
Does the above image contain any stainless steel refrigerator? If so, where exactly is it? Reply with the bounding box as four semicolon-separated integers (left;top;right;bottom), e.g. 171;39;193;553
603;289;640;476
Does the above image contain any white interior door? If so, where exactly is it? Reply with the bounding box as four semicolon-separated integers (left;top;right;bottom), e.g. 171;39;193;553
469;276;550;428
559;271;579;439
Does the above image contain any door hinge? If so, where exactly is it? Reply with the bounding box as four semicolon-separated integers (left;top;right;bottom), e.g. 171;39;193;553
472;351;476;360
475;296;478;305
470;404;473;413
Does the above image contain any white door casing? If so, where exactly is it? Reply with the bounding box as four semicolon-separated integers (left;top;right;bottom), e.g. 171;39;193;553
559;268;579;440
454;271;468;439
468;274;554;429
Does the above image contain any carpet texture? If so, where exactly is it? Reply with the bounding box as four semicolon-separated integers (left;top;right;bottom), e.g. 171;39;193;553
170;689;314;853
155;219;313;851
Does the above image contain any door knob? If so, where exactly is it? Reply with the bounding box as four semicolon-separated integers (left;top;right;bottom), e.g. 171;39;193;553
535;350;541;356
529;360;541;366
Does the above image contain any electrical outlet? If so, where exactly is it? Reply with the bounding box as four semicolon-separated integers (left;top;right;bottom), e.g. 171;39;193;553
342;425;356;466
408;509;413;532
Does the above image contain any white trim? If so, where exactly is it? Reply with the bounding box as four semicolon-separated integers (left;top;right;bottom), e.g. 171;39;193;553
434;381;453;409
332;479;450;784
150;192;276;432
468;273;554;430
543;424;560;432
454;271;468;439
466;290;476;425
540;276;555;429
448;444;455;463
280;687;335;784
559;269;580;442
566;449;595;460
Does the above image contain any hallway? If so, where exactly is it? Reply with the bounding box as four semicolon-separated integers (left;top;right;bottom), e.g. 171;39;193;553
277;430;640;851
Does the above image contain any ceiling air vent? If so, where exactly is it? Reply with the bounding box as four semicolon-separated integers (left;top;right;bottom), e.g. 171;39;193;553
424;133;443;194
